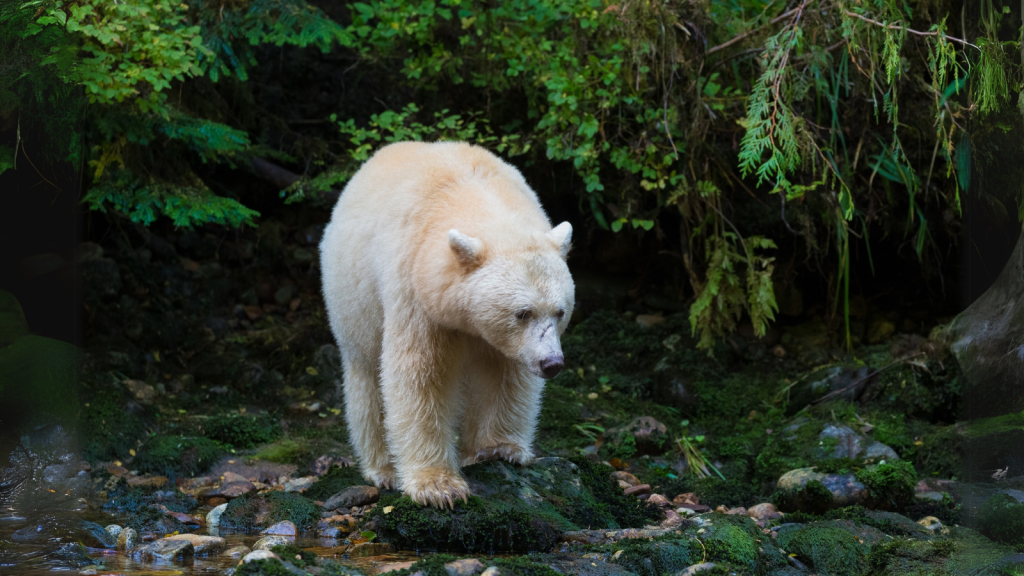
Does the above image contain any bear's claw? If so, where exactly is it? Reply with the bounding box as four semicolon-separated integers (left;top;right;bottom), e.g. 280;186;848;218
403;469;471;509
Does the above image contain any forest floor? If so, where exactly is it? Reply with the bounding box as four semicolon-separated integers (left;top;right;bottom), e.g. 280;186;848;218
3;214;1024;576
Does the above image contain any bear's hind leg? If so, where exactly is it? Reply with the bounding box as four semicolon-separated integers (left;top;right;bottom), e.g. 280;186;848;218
380;315;470;508
458;347;540;467
343;352;396;489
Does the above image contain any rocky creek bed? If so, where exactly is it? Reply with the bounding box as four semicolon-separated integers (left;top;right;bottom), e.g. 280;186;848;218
3;220;1024;575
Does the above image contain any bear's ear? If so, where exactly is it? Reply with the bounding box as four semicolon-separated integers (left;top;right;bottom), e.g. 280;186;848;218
546;222;572;259
448;229;484;267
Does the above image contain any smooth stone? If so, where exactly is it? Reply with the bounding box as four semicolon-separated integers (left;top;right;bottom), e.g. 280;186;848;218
116;527;139;551
819;424;863;459
165;534;226;555
376;561;416;574
104;524;123;538
446;558;485;576
253;535;292;550
747;503;779;521
207;502;228;526
283;476;316;493
78;520;116;549
262;520;298;536
243;550;280;563
323;485;380;509
480;568;501;576
864;441;900;461
131;537;195;561
916;491;945;502
223;545;251;557
610;471;640;487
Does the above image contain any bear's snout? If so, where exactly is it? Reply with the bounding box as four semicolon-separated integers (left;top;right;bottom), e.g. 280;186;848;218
539;354;564;379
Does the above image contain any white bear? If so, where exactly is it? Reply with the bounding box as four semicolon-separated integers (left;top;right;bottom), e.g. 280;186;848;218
319;141;575;508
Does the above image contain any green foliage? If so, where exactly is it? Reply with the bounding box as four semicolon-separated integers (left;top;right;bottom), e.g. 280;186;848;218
235;558;298;576
567;456;663;529
133;435;225;478
269;544;317;568
303;465;369;501
976;494;1024;547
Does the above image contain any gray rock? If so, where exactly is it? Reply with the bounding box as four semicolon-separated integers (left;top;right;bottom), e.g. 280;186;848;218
223;545;251;557
819;424;864;459
130;538;194;561
253;535;291;550
116;527;139;551
104;524;122;538
864;441;900;461
775;467;869;512
262;520;297;536
164;534;225;555
323;485;380;509
206;502;228;526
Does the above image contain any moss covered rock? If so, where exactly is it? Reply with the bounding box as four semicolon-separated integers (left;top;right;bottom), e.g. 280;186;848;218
220;491;322;532
976;493;1024;546
133;435;224;478
776;522;870;576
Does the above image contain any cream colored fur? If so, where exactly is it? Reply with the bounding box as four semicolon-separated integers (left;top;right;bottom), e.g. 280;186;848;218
319;141;575;508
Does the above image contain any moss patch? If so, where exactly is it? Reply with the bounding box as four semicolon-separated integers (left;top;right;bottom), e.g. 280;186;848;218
867;538;958;576
220;491;322;532
304;465;368;501
776;523;869;576
568;456;662;528
855;461;917;510
204;413;282;449
269;543;317;568
235;558;297;576
133;435;225;478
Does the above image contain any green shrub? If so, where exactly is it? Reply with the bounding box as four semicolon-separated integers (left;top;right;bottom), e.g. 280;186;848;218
856;461;917;510
204;413;281;449
133;435;224;478
976;494;1024;546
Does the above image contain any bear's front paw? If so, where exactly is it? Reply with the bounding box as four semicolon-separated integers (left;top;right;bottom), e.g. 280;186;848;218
402;468;471;509
463;443;534;467
363;466;398;490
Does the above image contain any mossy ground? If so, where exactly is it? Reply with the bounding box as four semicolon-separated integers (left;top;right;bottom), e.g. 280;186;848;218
220;491;322;532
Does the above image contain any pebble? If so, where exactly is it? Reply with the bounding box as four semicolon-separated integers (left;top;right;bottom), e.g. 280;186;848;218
283;476;317;493
747;503;779;522
207;502;228;526
262;520;298;536
323;485;380;509
253;535;292;550
646;494;672;507
672;493;698;506
480;568;501;576
243;550;280;563
445;558;485;576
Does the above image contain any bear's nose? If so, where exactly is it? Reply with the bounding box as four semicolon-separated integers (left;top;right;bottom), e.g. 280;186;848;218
539;355;564;379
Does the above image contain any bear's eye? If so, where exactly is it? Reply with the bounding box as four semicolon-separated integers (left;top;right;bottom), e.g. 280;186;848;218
556;309;566;319
515;309;532;321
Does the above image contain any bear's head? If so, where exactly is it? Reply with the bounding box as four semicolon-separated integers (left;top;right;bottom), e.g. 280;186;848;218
448;222;575;379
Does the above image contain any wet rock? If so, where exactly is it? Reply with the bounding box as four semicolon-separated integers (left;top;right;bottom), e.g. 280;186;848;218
116;527;139;551
377;561;417;574
679;563;716;576
122;379;158;404
223;545;251;557
219;479;256;498
819;424;864;459
350;542;396;557
323;485;379;509
253;535;291;550
316;514;357;538
104;524;122;538
606;417;668;455
646;494;672;507
165;534;225;555
949;231;1024;418
774;468;869;513
915;491;945;502
243;549;280;563
446;558;485;576
207;502;228;526
659;509;685;528
480;567;501;576
283;476;316;493
130;537;194;561
864;441;900;461
78;520;116;549
262;520;298;536
126;474;168;489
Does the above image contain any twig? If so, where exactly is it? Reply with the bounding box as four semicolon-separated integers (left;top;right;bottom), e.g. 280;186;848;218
706;2;805;56
19;141;61;193
843;10;980;50
810;352;927;406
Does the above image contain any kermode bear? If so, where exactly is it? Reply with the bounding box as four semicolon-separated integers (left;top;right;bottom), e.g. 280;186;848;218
319;141;575;508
